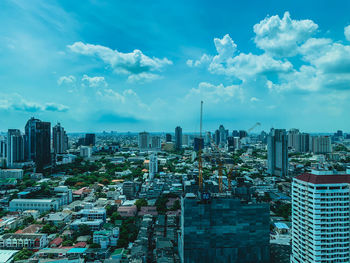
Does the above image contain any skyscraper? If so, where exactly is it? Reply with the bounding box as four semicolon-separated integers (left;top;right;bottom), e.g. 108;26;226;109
218;125;227;147
310;136;332;154
193;137;204;152
287;129;310;153
138;132;150;150
149;153;158;180
214;129;220;146
85;133;96;146
291;169;350;263
180;193;270;263
151;136;161;150
53;123;68;154
25;117;51;170
7;129;25;167
175;126;182;151
165;133;172;142
267;128;288;177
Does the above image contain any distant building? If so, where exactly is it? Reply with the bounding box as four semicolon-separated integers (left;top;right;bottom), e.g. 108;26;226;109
287;129;310;153
149;154;158;180
25;117;51;170
193;137;204;152
151;136;161;150
175;126;182;151
80;146;92;158
291;170;350;263
53;123;68;154
179;194;270;263
218;125;226;147
138;132;150;150
0;138;6;159
214;130;220;145
7;129;25;167
165;133;172;142
182;134;189;147
267;129;288;177
310;136;332;154
0;169;23;179
85;133;96;146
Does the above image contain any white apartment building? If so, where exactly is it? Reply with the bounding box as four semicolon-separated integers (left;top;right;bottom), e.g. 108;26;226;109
9;199;59;212
291;169;350;263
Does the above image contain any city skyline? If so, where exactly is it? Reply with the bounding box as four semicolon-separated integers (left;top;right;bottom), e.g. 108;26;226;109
2;1;350;132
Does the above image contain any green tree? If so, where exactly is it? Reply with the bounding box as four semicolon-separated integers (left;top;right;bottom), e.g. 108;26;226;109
135;199;148;211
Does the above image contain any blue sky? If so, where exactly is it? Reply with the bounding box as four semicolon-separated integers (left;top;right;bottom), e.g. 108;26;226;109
1;0;350;133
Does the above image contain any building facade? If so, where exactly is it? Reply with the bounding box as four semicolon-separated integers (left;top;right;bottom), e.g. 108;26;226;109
53;123;68;154
267;128;288;177
7;129;25;167
139;132;150;150
179;194;270;263
175;126;182;151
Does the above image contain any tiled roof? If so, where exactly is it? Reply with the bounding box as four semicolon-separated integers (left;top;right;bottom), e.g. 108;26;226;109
295;173;350;184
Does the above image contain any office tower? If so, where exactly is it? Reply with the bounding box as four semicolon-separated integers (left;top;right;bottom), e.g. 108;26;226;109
85;133;96;146
165;133;172;142
53;123;68;154
138;132;150;150
259;131;267;143
267;129;288;177
227;136;234;152
25;117;51;170
7;129;25;167
149;154;158;180
218;125;227;146
0;138;6;158
193;137;204;152
232;130;239;137
204;132;211;146
239;130;248;139
291;169;350;263
182;134;189;147
151;136;161;150
310;136;332;154
179;194;270;263
214;129;220;146
175;126;182;150
336;130;343;137
80;146;92;158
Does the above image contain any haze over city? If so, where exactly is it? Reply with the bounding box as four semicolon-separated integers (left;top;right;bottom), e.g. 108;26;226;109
2;0;350;132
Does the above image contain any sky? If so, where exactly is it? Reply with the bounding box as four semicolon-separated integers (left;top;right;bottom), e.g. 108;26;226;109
1;0;350;133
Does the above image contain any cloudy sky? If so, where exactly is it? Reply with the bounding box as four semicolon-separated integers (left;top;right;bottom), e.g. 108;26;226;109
1;0;350;133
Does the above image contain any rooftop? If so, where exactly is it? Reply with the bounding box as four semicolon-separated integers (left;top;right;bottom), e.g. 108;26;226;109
295;173;350;184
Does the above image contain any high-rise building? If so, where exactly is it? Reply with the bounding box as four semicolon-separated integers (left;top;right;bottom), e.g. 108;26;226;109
193;137;204;152
0;137;6;159
53;123;68;154
182;134;189;147
291;169;350;263
175;126;182;150
287;129;310;153
165;133;172;142
179;194;270;263
267;129;288;177
214;129;220;146
149;154;158;180
218;125;227;147
232;130;239;137
7;129;25;167
85;133;96;146
310;136;332;154
151;136;161;150
25;117;51;170
138;132;150;150
204;132;211;146
239;130;248;139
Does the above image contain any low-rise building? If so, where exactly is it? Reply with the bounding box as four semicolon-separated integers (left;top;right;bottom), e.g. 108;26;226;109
70;218;104;231
0;233;48;249
93;228;119;249
9;199;59;212
76;208;106;222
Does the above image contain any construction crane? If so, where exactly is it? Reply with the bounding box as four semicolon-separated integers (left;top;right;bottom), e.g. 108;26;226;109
198;101;203;192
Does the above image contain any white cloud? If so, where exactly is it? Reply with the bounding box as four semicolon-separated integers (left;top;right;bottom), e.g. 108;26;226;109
250;97;260;102
253;11;318;57
67;42;172;81
0;94;69;112
345;25;350;41
127;72;161;83
187;82;243;103
57;75;76;85
82;74;108;88
186;54;211;67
